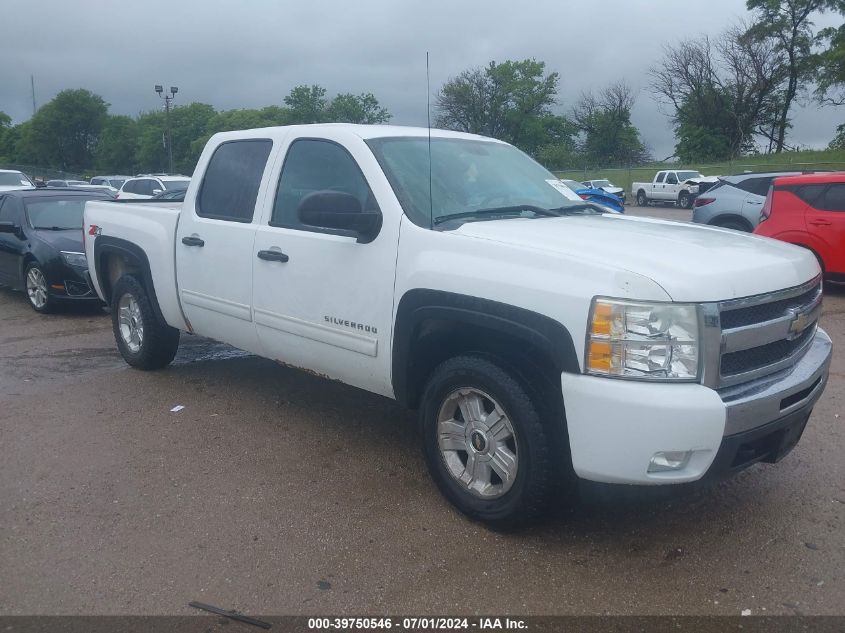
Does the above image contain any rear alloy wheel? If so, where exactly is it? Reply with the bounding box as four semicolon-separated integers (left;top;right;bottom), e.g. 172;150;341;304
678;191;691;209
25;263;54;313
636;191;648;206
111;275;180;370
420;355;555;528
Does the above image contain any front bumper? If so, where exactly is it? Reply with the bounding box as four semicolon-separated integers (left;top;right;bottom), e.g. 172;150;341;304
46;265;100;302
561;328;831;486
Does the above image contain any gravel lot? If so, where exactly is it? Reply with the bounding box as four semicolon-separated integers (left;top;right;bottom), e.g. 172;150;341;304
1;206;843;616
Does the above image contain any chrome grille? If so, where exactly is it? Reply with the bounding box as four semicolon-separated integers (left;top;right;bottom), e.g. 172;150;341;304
714;277;822;388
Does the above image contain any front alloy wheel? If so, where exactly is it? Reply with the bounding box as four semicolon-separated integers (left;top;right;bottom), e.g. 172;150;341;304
420;355;556;527
25;264;53;313
437;388;519;498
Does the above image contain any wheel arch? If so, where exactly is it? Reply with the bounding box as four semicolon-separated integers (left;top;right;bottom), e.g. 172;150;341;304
392;289;580;410
93;236;167;323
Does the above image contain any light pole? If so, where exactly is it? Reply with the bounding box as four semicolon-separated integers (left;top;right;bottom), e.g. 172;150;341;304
155;85;178;174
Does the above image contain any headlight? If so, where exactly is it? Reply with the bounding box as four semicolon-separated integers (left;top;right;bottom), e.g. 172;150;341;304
586;298;699;380
61;251;87;267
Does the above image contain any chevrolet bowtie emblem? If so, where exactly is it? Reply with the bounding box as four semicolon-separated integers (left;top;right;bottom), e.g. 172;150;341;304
788;310;811;338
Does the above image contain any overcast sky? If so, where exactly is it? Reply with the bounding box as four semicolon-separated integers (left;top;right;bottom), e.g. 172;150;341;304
1;0;842;158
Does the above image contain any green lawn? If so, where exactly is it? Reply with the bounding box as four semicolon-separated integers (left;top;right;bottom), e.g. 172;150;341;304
554;149;845;195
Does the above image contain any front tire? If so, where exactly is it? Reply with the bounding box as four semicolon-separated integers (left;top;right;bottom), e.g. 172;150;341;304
24;262;54;313
111;275;180;370
419;355;555;528
678;191;691;209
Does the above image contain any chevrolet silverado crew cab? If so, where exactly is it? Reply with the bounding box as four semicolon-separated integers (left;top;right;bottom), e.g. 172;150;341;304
633;170;719;209
84;124;831;527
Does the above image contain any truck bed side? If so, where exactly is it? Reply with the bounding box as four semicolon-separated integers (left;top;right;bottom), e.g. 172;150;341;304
84;200;188;331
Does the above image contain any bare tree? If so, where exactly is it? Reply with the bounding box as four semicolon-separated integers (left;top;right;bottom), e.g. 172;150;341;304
650;25;786;159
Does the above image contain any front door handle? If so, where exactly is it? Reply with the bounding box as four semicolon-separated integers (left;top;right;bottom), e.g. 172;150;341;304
809;219;831;226
257;249;289;263
181;236;205;247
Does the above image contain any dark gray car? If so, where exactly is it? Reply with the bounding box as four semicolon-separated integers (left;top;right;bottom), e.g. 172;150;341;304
691;171;801;231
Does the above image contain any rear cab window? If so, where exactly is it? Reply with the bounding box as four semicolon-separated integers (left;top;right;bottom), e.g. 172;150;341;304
197;139;273;222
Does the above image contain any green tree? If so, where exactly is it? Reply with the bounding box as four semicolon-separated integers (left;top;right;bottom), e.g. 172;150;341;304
284;85;328;124
325;93;391;124
0;111;11;162
283;85;392;125
816;21;845;105
571;82;650;166
28;89;108;171
95;115;138;173
746;0;845;152
435;59;568;155
134;102;216;174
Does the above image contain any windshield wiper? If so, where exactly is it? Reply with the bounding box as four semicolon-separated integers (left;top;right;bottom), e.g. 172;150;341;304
35;226;76;231
434;203;599;226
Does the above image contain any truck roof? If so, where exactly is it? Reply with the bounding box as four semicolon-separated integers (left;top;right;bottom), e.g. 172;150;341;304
207;123;507;144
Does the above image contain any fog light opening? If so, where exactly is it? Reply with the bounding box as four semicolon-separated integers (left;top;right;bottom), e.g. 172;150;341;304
648;451;693;473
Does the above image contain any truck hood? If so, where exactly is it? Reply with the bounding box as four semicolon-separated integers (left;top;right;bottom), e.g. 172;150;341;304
453;214;819;302
685;176;719;185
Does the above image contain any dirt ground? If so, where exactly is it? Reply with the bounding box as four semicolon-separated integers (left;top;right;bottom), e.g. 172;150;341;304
1;205;843;616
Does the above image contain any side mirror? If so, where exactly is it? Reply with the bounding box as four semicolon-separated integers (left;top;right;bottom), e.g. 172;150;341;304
152;189;163;195
0;221;19;234
297;191;381;243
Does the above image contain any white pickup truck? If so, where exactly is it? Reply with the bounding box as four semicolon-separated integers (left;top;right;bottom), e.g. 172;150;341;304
83;124;831;526
633;170;719;209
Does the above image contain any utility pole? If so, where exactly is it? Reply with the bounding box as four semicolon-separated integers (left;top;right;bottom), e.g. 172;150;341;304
30;75;36;115
155;85;178;174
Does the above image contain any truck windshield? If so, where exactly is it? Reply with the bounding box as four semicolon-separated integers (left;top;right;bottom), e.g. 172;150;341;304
0;172;32;186
366;136;588;227
676;171;703;181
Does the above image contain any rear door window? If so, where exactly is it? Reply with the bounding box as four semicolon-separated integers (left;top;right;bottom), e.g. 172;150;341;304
821;184;845;211
794;185;826;207
655;172;665;184
197;139;273;222
736;177;772;197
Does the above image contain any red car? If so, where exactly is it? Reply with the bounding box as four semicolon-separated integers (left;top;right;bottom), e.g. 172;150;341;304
754;172;845;280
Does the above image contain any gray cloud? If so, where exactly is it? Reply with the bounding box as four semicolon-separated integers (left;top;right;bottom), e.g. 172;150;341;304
1;0;842;159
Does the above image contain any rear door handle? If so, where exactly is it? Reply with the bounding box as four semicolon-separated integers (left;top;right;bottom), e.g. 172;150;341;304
181;236;205;247
257;249;289;263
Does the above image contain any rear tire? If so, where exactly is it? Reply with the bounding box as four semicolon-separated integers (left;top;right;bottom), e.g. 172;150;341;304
111;275;179;370
419;355;556;528
636;190;648;207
